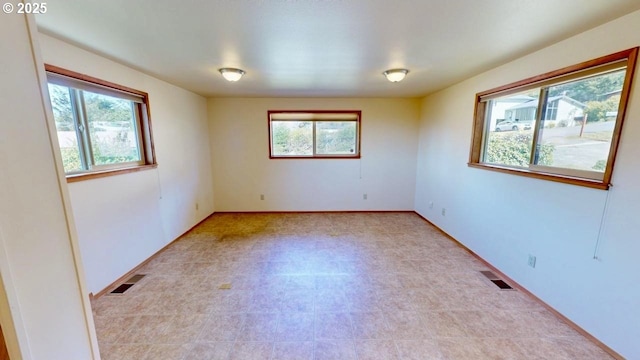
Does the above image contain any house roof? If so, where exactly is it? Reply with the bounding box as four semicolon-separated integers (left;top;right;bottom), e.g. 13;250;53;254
506;95;586;110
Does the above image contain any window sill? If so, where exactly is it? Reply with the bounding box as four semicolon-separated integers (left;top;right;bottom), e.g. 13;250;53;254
66;164;157;183
467;162;609;190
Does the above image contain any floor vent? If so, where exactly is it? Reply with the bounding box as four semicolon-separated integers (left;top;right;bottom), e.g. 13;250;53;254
490;279;514;290
110;283;134;294
108;274;146;295
480;271;514;290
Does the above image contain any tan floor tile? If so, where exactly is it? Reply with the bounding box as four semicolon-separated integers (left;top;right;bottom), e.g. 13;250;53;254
314;340;357;360
271;342;314;360
315;289;349;312
278;289;315;312
198;313;245;342
99;344;151;360
93;315;137;343
547;337;615;359
350;311;392;339
275;312;314;341
237;313;279;341
119;315;172;344
377;290;416;312
512;338;574;360
354;340;400;360
155;313;208;344
385;311;433;339
315;312;354;340
437;338;487;360
142;344;191;360
229;341;274;360
425;311;468;338
395;339;444;360
186;342;234;360
478;338;531;360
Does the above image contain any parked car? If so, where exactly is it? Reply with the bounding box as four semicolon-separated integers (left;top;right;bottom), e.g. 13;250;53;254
495;120;531;131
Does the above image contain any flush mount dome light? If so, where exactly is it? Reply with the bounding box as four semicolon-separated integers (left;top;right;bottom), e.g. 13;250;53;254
219;68;246;82
383;68;409;82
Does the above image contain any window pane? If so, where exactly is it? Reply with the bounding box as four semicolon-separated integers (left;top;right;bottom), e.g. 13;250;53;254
83;91;141;165
316;121;357;155
483;90;540;167
48;84;83;172
534;70;625;172
271;121;313;156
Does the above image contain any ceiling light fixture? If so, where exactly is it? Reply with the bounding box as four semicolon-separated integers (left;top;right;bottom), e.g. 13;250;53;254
219;68;246;82
383;68;409;82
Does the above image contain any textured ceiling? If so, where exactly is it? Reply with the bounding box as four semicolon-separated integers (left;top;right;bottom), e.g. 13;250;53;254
36;0;640;97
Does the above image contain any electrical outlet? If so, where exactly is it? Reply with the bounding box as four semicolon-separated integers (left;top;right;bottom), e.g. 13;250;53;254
429;201;434;209
528;255;536;268
260;194;265;200
363;194;368;200
441;208;446;216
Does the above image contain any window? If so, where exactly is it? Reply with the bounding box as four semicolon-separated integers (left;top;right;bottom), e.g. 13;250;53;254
469;48;638;189
45;65;156;181
269;111;361;158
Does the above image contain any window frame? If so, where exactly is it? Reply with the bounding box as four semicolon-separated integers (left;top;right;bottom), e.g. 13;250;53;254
268;110;362;159
468;48;638;190
45;64;157;182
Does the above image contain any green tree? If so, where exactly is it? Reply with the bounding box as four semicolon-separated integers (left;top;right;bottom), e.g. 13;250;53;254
584;95;620;123
272;121;312;155
317;122;356;154
48;84;74;130
548;71;624;103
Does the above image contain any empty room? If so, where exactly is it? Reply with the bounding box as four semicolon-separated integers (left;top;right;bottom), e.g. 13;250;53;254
2;1;640;359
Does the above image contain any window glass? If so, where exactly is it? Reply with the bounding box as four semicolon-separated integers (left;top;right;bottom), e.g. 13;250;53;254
48;83;83;173
84;91;141;165
534;70;625;173
271;120;313;156
269;111;361;158
45;65;155;179
483;90;539;167
316;121;357;155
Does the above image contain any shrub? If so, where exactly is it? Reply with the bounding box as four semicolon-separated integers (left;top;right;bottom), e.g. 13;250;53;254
60;147;81;172
592;160;607;171
486;133;553;167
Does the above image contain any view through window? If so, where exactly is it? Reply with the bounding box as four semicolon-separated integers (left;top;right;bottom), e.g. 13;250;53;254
45;65;155;178
269;111;361;158
470;48;638;189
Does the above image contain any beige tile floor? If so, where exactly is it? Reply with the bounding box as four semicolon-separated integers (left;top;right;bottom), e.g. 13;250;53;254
92;212;613;360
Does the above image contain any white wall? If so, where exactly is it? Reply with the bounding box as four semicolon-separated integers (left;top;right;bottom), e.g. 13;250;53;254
0;14;97;359
415;10;640;359
208;98;420;211
38;34;215;294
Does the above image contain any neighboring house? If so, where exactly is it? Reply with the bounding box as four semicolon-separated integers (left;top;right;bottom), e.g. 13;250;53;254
488;94;534;131
504;95;585;127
